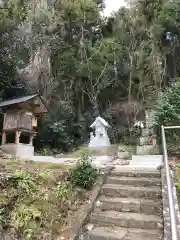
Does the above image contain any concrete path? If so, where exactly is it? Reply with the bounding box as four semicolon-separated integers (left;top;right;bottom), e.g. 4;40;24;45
23;155;124;167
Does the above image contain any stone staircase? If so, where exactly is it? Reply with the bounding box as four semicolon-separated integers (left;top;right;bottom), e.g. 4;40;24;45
81;167;163;240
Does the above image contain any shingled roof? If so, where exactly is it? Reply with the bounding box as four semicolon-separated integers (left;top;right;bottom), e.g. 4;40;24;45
0;94;48;113
0;94;38;108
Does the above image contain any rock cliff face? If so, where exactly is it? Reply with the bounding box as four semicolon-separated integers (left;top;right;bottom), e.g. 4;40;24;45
15;0;54;99
19;44;53;98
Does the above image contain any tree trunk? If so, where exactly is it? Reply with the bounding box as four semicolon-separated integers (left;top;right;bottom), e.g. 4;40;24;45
92;98;100;118
128;53;133;136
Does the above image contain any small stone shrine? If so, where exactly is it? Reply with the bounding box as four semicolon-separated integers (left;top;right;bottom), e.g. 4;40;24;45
0;94;47;157
89;116;111;148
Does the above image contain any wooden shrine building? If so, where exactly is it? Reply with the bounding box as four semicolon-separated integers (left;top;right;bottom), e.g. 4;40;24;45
0;94;47;157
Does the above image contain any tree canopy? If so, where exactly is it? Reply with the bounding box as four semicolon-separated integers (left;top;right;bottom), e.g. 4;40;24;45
1;0;180;151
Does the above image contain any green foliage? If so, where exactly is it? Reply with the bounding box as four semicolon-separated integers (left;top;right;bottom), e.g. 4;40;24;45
9;171;36;195
69;152;99;189
55;182;69;199
35;148;54;156
0;160;88;239
155;81;180;154
35;102;84;152
10;204;42;240
2;0;180;151
0;209;6;229
54;181;72;201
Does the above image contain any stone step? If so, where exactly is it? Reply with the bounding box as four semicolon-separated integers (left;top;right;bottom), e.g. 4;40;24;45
111;168;161;179
105;176;161;187
90;210;163;230
96;196;162;216
101;184;161;200
131;155;163;166
88;226;163;240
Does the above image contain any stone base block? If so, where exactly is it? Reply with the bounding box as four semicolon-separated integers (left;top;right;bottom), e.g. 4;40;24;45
1;144;34;157
141;128;151;137
89;145;118;157
139;136;150;146
136;145;159;155
131;155;163;166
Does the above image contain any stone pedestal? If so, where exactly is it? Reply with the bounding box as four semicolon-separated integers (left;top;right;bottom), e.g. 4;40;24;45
139;136;150;146
1;144;34;157
131;155;163;166
136;145;159;155
145;110;156;129
89;146;118;157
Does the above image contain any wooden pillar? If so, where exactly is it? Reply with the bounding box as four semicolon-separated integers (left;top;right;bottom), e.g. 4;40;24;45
2;113;6;145
15;131;21;144
29;134;35;145
1;131;6;145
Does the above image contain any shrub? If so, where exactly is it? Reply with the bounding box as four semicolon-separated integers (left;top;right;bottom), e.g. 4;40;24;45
9;171;36;195
10;204;42;239
69;152;99;189
35;102;84;152
154;80;180;155
35;148;54;156
54;181;72;200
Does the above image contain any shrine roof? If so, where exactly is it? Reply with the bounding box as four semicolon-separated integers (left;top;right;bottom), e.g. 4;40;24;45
0;94;38;107
0;94;48;114
90;116;111;128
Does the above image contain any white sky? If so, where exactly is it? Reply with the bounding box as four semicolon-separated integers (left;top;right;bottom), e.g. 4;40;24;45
103;0;127;16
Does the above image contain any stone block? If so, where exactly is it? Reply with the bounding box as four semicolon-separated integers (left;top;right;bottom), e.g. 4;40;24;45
98;196;141;213
141;128;150;137
131;155;163;166
139;136;150;146
88;227;162;240
111;166;161;178
90;211;163;230
89;145;118;157
145;110;156;128
105;176;161;187
97;196;162;216
136;145;160;155
1;143;34;157
101;184;161;200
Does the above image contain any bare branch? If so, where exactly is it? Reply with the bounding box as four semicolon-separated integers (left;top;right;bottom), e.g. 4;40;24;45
93;61;108;88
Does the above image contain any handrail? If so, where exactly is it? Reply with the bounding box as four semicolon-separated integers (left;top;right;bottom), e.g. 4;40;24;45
161;125;178;240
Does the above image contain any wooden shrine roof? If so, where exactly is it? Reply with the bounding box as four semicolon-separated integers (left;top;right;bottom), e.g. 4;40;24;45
0;94;48;114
